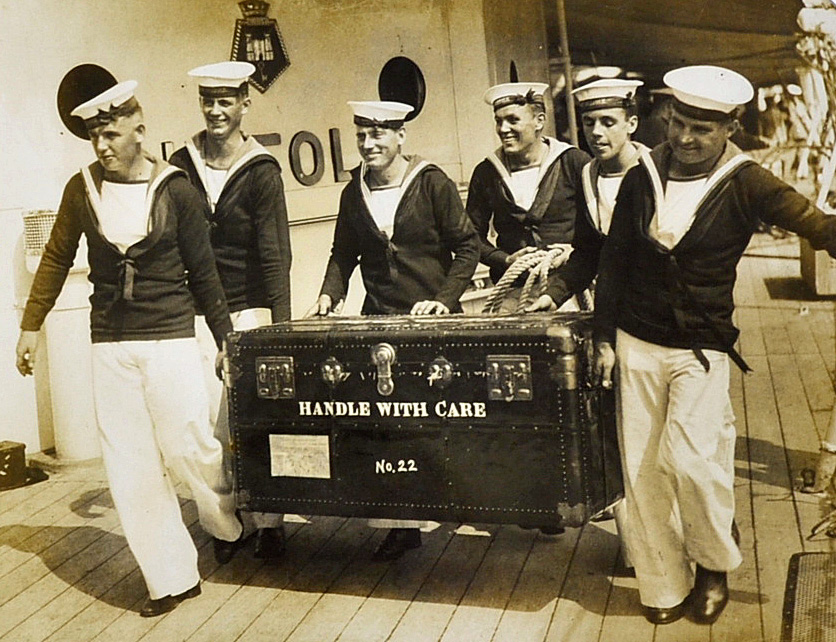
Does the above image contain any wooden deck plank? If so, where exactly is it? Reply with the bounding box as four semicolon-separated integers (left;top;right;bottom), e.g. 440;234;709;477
491;527;581;642
5;544;137;642
86;528;213;642
544;522;619;642
759;308;794;356
741;255;774;309
735;307;766;359
56;526;212;642
233;518;374;641
783;310;822;357
386;525;498;642
733;253;759;309
0;479;87;531
0;477;58;513
744;354;800;642
0;483;109;580
280;526;387;642
439;525;537;642
333;522;455;642
0;515;129;638
5;500;199;642
769;353;833;562
595;566;651;642
795;353;835;415
809;308;836;385
0;502;123;609
45;567;146;642
591;519;653;642
187;517;343;642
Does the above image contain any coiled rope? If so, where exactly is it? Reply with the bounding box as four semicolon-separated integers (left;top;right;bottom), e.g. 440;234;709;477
482;244;575;314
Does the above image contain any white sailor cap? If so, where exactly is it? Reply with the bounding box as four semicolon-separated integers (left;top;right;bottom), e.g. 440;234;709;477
572;79;643;112
664;65;754;120
188;61;255;95
348;101;413;128
70;80;139;121
483;82;549;110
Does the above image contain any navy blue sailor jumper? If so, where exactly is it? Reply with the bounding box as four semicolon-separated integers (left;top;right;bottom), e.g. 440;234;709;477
465;138;589;283
170;133;292;323
593;141;836;364
21;155;233;348
319;157;479;315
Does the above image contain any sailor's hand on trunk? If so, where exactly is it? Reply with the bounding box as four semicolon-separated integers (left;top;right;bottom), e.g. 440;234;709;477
306;294;335;317
410;300;450;315
593;341;616;389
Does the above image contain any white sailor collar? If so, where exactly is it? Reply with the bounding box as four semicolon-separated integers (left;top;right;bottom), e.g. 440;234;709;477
486;137;574;208
184;131;275;213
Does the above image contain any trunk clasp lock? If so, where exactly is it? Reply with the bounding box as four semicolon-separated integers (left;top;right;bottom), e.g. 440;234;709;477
371;343;397;396
486;355;533;402
321;356;349;388
427;357;454;388
255;356;295;399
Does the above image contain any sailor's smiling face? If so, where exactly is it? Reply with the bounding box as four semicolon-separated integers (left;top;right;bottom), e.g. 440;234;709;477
667;108;738;170
581;107;637;162
494;103;544;156
201;93;249;141
355;125;404;171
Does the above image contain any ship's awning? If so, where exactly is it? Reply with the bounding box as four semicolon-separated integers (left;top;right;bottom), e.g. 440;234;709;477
550;0;804;87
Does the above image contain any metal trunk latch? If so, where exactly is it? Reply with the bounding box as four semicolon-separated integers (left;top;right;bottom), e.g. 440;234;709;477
256;356;295;399
321;356;349;388
487;355;533;402
427;357;453;388
371;342;397;396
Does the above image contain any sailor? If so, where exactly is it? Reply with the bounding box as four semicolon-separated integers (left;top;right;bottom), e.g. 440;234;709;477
592;65;836;625
528;78;645;311
309;100;479;559
527;77;646;564
466;81;589;306
15;77;243;616
169;61;292;563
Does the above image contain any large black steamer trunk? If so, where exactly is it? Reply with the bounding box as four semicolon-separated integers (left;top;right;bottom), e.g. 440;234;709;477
226;312;621;528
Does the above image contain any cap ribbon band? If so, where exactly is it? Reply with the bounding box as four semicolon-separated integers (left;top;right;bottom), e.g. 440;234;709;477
578;95;636;112
198;83;248;98
671;98;734;122
492;89;545;111
353;115;405;129
83;97;140;130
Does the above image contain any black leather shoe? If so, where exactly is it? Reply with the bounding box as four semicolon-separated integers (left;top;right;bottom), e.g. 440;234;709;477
642;601;685;625
214;534;245;564
538;525;566;535
372;528;422;561
140;582;201;617
253;526;286;559
688;565;729;624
